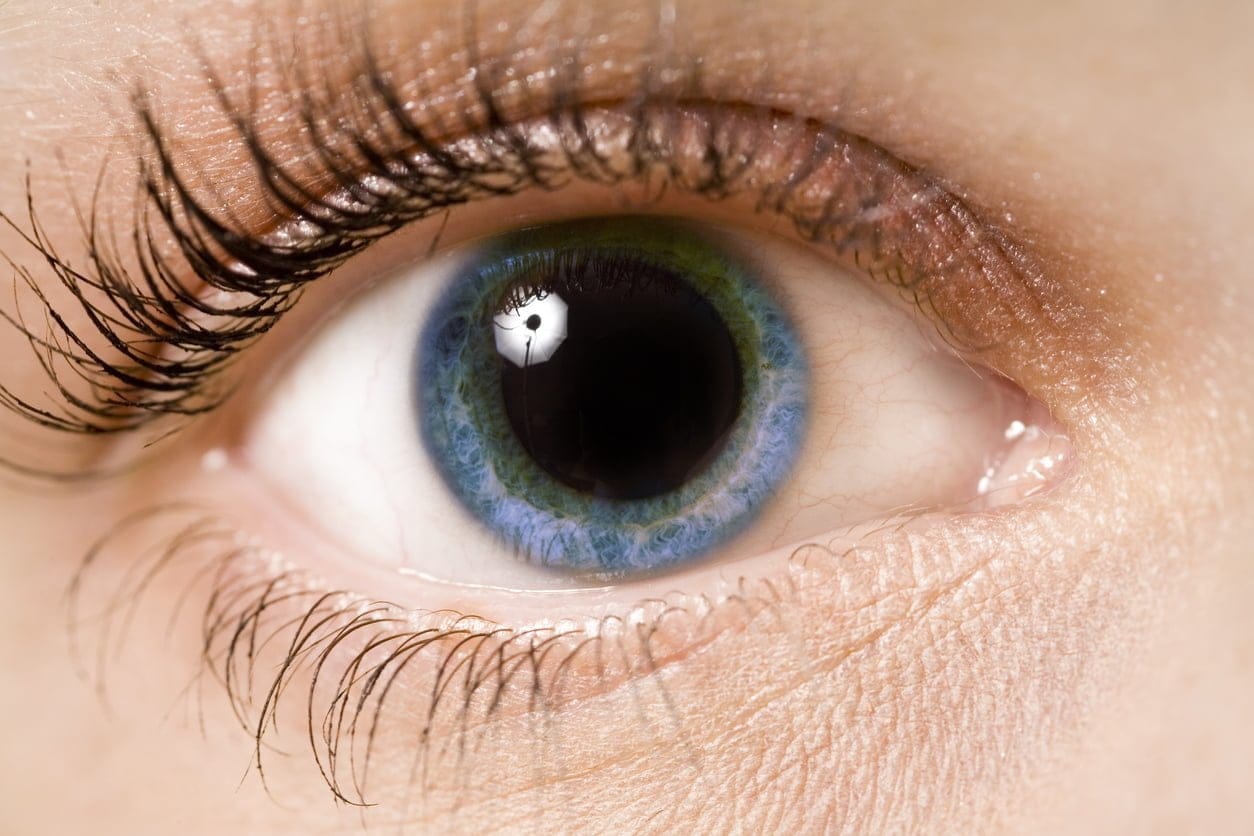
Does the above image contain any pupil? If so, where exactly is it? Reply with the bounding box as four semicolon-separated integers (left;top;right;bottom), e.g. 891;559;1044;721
497;258;743;500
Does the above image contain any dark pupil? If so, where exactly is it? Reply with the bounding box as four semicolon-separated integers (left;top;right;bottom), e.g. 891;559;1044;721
497;258;743;500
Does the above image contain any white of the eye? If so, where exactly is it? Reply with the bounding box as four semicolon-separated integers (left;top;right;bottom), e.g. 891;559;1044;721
493;292;568;367
245;227;1044;592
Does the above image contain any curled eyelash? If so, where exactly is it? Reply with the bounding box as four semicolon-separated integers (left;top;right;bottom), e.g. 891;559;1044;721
66;503;793;807
0;8;758;439
0;0;1046;453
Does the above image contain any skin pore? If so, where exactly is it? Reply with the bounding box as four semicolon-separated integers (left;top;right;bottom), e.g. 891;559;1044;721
1;0;1252;833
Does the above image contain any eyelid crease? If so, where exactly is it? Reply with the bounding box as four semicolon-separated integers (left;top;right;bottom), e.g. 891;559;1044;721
0;12;1089;473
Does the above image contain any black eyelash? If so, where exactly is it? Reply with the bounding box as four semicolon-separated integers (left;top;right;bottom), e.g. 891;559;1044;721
0;10;761;439
0;2;1027;451
67;504;788;806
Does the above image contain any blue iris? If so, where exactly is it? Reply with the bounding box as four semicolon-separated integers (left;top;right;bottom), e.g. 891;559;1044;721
417;218;808;577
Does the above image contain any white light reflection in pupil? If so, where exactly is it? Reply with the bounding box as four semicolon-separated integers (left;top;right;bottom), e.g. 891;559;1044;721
493;292;568;367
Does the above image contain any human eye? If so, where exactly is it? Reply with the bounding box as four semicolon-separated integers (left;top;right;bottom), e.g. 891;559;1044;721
3;1;1136;827
245;211;1058;591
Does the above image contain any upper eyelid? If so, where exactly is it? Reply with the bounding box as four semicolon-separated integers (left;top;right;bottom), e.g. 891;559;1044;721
0;19;1092;460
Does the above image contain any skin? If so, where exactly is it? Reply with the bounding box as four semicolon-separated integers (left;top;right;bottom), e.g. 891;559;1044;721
0;0;1251;833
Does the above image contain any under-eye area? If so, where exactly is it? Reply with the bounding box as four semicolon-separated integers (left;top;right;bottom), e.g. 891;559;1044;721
418;218;807;577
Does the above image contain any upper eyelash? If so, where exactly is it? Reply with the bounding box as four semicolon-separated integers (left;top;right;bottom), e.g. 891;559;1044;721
0;7;1033;448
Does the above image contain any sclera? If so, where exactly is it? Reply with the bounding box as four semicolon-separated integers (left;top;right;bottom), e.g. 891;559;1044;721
242;218;1061;591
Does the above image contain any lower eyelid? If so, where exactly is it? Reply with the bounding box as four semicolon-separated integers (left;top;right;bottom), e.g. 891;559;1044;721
68;460;1091;813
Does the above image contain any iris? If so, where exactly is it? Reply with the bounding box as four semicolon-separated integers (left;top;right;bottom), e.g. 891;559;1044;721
418;218;808;576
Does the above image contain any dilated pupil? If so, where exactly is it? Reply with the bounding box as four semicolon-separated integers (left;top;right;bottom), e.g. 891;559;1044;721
497;259;743;500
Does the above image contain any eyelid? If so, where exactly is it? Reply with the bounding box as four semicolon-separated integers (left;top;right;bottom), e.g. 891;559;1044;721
1;91;1071;457
68;446;1082;809
0;5;1130;483
256;100;1030;359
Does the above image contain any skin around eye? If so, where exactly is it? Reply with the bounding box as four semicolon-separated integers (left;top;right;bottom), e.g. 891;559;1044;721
234;213;1062;593
2;0;1253;834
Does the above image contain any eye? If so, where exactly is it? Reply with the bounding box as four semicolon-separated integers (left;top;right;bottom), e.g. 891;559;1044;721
241;212;1059;590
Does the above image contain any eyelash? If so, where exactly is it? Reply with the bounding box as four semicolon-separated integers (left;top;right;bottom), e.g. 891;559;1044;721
0;9;1036;447
68;503;790;805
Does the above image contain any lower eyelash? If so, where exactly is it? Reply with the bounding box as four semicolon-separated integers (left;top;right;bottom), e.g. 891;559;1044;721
67;503;787;805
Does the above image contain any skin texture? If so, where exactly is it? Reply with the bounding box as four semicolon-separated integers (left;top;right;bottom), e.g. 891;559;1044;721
0;0;1252;833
